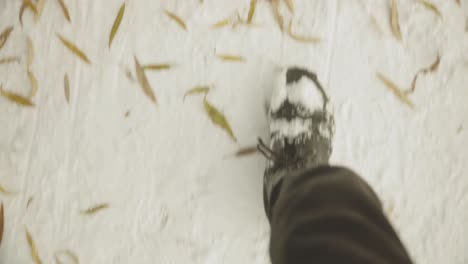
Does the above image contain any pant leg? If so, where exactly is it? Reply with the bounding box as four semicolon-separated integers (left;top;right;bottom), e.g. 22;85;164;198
267;166;413;264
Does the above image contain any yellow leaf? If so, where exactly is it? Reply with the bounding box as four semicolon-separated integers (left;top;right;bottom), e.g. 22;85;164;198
109;3;125;48
64;73;70;104
284;0;294;13
0;56;21;65
55;249;79;264
142;64;174;71
0;26;14;51
203;98;237;142
183;86;210;101
56;34;91;64
271;0;284;32
211;17;231;29
234;146;258;157
19;0;38;26
34;0;47;23
165;10;187;31
27;37;34;69
81;203;109;215
377;73;414;109
288;21;321;44
57;0;71;22
134;56;157;104
26;228;43;264
0;203;3;246
247;0;257;24
27;71;38;98
0;183;19;195
216;53;245;62
390;0;402;41
417;0;442;18
0;85;35;107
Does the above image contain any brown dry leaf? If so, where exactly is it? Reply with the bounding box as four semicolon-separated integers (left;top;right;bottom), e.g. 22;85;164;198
57;0;71;23
390;0;402;41
26;228;43;264
109;3;125;48
216;53;245;62
81;203;109;215
142;64;174;71
247;0;257;24
204;98;237;142
165;10;187;31
0;56;21;65
27;196;33;208
284;0;294;13
377;73;414;109
27;37;34;69
183;86;210;101
19;0;38;26
0;26;14;51
456;0;461;6
0;203;3;246
34;0;47;23
64;73;70;104
124;110;130;118
134;56;157;104
407;54;440;94
0;85;35;107
56;34;91;64
417;0;442;18
288;21;321;43
27;70;38;97
271;0;284;32
55;249;79;264
0;183;19;195
234;146;258;157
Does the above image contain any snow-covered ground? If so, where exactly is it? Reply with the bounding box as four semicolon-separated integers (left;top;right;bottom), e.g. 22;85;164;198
0;0;467;263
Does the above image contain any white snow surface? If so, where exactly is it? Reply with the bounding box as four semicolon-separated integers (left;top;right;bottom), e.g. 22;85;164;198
0;0;468;263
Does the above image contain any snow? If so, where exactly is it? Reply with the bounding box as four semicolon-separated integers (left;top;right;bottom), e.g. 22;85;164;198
0;0;467;263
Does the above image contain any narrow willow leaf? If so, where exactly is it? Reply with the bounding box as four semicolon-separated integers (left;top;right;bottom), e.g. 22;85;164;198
56;34;91;64
19;0;38;26
134;56;157;104
288;21;321;43
0;56;21;65
81;203;109;215
0;183;19;195
109;3;125;48
284;0;294;13
183;86;210;101
390;0;402;41
27;37;34;69
0;86;35;107
203;98;237;142
27;71;38;97
234;146;258;157
64;73;70;104
211;17;231;29
57;0;71;23
27;196;34;208
0;203;3;246
0;26;14;51
417;0;442;18
142;64;174;71
216;53;245;62
247;0;257;24
55;249;79;264
26;228;43;264
165;10;187;31
34;0;47;23
271;0;284;32
407;54;440;94
377;73;414;109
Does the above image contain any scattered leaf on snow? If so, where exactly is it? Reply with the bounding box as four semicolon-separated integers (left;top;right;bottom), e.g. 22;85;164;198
203;98;237;142
0;203;3;246
377;72;414;109
19;0;38;26
234;146;258;157
247;0;257;24
27;70;38;97
417;0;442;18
142;64;174;71
0;26;14;51
55;249;79;264
109;3;125;48
183;86;210;101
26;228;43;264
64;73;70;104
407;54;440;94
216;53;245;62
56;34;91;64
0;183;18;195
390;0;402;41
456;0;461;6
57;0;71;22
211;17;231;29
34;0;47;23
27;37;34;69
271;0;284;31
124;110;130;118
288;21;320;43
0;85;35;107
81;203;109;215
0;56;21;65
284;0;294;13
134;56;157;104
27;196;34;208
165;10;187;31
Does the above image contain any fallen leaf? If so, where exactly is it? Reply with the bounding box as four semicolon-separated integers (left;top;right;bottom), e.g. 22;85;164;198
134;56;157;104
0;85;35;107
55;249;79;264
377;73;414;109
288;21;321;43
0;203;3;246
109;3;125;48
124;110;130;118
19;0;38;26
0;26;14;51
64;73;70;104
165;10;187;31
26;228;42;264
27;71;38;98
142;64;174;71
390;0;402;41
211;17;231;29
27;37;34;69
27;196;33;208
125;68;134;81
406;54;440;94
216;53;245;62
284;0;294;13
56;34;91;64
417;0;442;18
234;146;258;157
183;86;210;101
0;183;18;196
271;0;284;31
0;56;21;65
57;0;71;22
81;203;109;215
247;0;257;24
456;0;461;6
203;98;237;142
34;0;47;23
